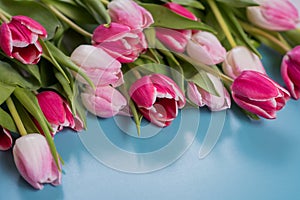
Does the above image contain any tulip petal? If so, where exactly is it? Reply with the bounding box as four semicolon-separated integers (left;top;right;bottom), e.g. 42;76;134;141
0;128;13;151
12;16;47;38
0;23;13;57
164;2;198;21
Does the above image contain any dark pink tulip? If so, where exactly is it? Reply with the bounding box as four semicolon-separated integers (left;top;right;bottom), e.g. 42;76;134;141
281;46;300;99
231;71;290;119
164;2;198;21
129;74;185;127
0;128;12;151
0;16;47;64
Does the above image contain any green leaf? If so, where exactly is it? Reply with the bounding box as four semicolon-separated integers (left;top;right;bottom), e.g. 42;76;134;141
281;29;300;48
215;0;258;7
0;107;17;132
0;0;62;40
78;0;111;24
0;82;15;105
141;3;216;33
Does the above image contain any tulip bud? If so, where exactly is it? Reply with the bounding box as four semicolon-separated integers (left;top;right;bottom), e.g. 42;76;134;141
70;45;124;87
81;86;127;118
129;74;185;127
222;46;266;79
187;31;226;65
281;45;300;99
187;73;231;111
0;128;12;151
92;23;147;63
108;0;154;31
247;0;299;31
164;2;198;21
0;16;47;64
231;71;290;119
13;134;61;190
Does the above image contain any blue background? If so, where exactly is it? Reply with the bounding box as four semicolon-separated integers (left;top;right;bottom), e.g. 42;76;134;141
1;46;300;200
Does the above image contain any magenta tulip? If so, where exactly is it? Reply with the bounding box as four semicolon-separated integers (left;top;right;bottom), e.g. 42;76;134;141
187;74;231;111
70;45;123;86
0;16;47;64
187;31;226;65
129;74;185;127
231;71;290;119
0;128;12;151
247;0;299;31
222;46;266;79
81;86;127;118
108;0;154;31
164;2;198;21
13;134;61;190
281;46;300;99
92;23;147;63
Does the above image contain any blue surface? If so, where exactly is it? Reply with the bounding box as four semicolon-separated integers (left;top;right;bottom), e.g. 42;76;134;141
1;46;300;200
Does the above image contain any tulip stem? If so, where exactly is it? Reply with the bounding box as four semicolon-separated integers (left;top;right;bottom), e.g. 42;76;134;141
240;21;291;53
101;0;109;6
46;4;93;38
6;97;27;136
207;0;237;48
0;8;11;22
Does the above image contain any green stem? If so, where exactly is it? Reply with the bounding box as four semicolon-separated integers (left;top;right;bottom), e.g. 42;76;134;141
207;0;237;48
0;7;11;22
6;97;27;136
240;21;291;53
47;4;92;38
101;0;109;6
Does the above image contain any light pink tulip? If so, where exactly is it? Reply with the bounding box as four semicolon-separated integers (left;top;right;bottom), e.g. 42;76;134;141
281;45;300;99
231;71;290;119
129;74;185;127
108;0;154;31
0;16;47;64
37;91;83;135
247;0;299;31
81;86;127;118
0;128;12;151
187;31;226;65
92;23;147;63
13;133;61;190
187;74;231;111
222;46;266;79
164;2;198;21
70;45;124;86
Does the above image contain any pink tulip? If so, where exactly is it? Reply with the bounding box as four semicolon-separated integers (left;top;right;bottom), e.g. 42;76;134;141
281;46;300;99
187;31;226;65
108;0;154;31
247;0;299;31
37;91;83;135
81;86;127;118
129;74;185;127
187;74;231;111
13;133;61;190
222;46;266;79
231;71;290;119
164;2;198;21
70;45;123;86
92;23;147;63
0;16;47;64
0;128;12;151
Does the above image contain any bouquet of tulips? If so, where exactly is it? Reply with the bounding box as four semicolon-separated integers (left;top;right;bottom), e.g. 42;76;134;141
0;0;299;190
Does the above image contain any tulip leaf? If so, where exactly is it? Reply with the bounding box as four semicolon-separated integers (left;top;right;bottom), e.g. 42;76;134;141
13;87;60;170
77;0;111;24
0;0;62;40
0;107;17;133
0;82;15;105
215;0;258;7
281;29;300;48
0;61;40;89
141;3;216;33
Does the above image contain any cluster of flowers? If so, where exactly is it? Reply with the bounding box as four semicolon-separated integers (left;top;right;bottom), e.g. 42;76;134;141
0;0;299;190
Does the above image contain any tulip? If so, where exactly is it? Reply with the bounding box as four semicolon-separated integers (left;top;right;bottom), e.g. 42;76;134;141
0;15;47;64
108;0;154;31
92;23;147;63
129;74;185;127
37;91;83;135
247;0;299;31
222;46;266;79
187;73;231;111
164;2;198;21
13;134;61;190
0;128;12;151
187;31;226;65
70;45;123;86
281;46;300;99
231;71;290;119
81;86;127;118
